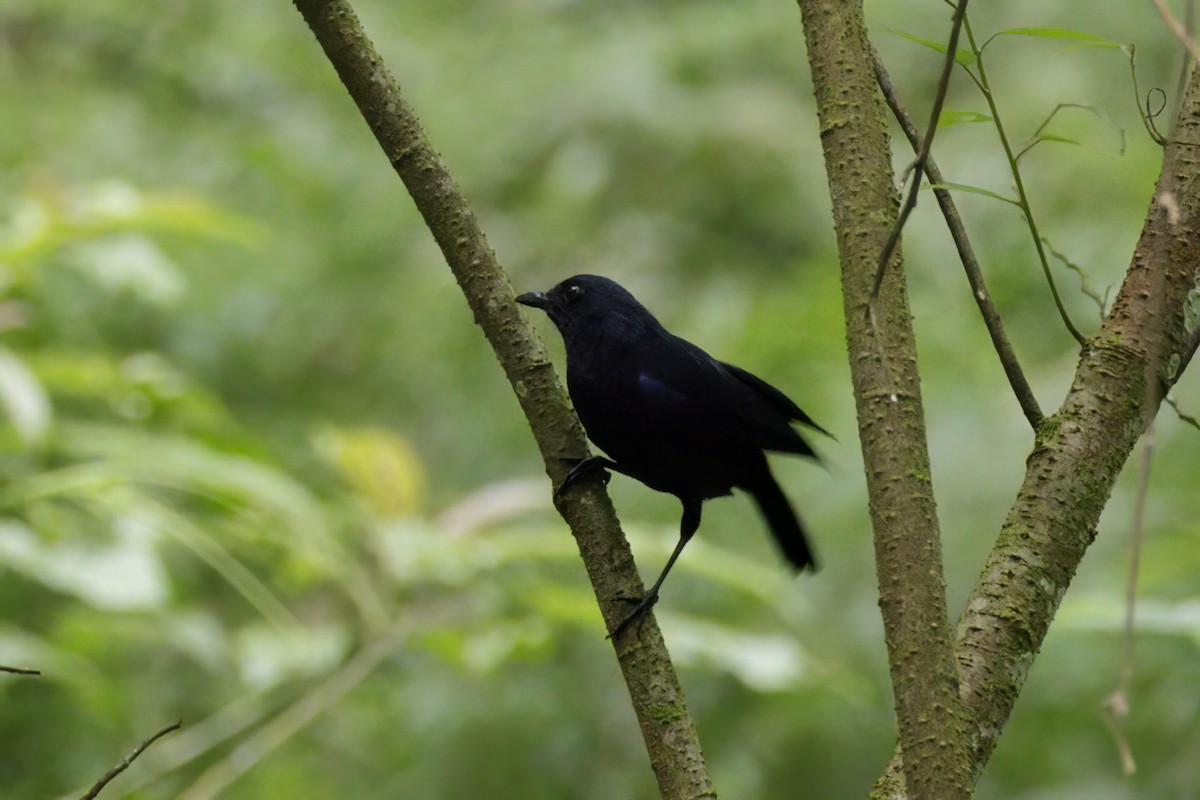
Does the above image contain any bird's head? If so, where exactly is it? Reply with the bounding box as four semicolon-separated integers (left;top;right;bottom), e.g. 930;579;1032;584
516;274;660;342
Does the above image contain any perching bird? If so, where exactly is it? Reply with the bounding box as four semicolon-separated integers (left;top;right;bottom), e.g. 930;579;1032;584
517;275;827;632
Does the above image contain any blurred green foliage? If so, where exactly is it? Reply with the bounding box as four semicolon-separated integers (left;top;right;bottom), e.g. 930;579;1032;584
0;1;1198;798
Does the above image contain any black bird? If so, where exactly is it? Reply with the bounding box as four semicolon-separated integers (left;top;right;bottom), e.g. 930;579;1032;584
517;275;827;630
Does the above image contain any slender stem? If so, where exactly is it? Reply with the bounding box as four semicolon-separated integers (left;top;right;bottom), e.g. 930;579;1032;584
1102;396;1156;777
78;722;182;800
1153;0;1200;64
871;0;970;300
873;48;1044;430
0;664;41;675
1166;394;1200;429
963;17;1089;345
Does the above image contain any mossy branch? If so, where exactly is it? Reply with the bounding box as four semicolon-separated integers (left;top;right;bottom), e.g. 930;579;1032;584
290;1;715;797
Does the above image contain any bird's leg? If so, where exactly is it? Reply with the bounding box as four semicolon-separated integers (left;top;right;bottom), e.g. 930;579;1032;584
608;499;702;639
555;456;625;499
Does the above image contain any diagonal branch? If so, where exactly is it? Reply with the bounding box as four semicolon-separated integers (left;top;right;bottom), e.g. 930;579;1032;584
79;721;182;800
872;48;1044;430
0;664;41;675
289;2;714;797
871;0;969;300
796;2;971;799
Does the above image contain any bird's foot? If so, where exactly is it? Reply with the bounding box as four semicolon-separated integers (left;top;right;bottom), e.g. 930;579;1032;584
554;457;612;499
605;591;659;640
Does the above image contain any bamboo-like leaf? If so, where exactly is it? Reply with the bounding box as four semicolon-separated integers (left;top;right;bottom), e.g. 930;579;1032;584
993;27;1122;48
1036;133;1083;146
938;110;994;128
925;182;1021;206
891;29;977;66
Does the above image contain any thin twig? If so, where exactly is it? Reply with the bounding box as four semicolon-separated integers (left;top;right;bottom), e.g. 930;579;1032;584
961;16;1089;345
871;0;970;300
0;664;41;675
1166;394;1200;429
1130;45;1170;146
1040;234;1110;321
1099;705;1137;776
1172;2;1197;124
1101;420;1154;777
873;47;1044;430
1154;0;1200;64
78;721;182;800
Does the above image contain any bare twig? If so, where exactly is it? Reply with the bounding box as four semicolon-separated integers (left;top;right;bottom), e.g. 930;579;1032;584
1099;704;1137;775
873;48;1044;430
0;664;41;675
871;0;970;300
79;721;182;800
1101;424;1154;777
1040;234;1111;321
1129;45;1170;146
1172;2;1197;123
1166;394;1200;429
1154;0;1200;64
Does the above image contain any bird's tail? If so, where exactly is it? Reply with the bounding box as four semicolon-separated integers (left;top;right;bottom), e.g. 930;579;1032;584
747;469;817;572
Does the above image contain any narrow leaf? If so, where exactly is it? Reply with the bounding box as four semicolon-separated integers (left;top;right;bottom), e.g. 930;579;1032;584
938;110;994;128
994;27;1122;48
1036;133;1083;146
891;29;977;66
925;182;1020;206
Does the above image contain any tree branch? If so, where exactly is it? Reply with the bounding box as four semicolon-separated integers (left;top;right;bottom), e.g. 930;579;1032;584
871;64;1200;798
79;721;182;800
871;0;969;300
289;2;715;797
872;48;1044;430
796;2;971;799
0;664;41;675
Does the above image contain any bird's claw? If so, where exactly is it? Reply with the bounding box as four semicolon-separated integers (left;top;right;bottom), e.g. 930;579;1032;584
605;592;659;640
554;457;611;499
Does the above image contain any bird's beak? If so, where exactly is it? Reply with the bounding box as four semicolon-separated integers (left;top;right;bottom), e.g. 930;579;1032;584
516;290;551;310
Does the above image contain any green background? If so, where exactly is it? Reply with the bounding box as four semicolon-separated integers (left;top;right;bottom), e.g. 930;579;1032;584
1;1;1197;797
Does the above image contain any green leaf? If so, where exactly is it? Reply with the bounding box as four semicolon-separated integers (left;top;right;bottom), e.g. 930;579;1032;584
993;27;1123;49
891;29;977;66
938;110;994;128
925;182;1020;206
1036;133;1083;146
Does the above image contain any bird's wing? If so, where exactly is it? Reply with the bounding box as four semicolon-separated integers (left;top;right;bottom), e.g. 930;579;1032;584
636;372;687;404
628;337;819;458
717;360;832;438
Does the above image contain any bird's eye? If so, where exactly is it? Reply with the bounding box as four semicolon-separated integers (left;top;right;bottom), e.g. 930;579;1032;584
565;284;583;301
